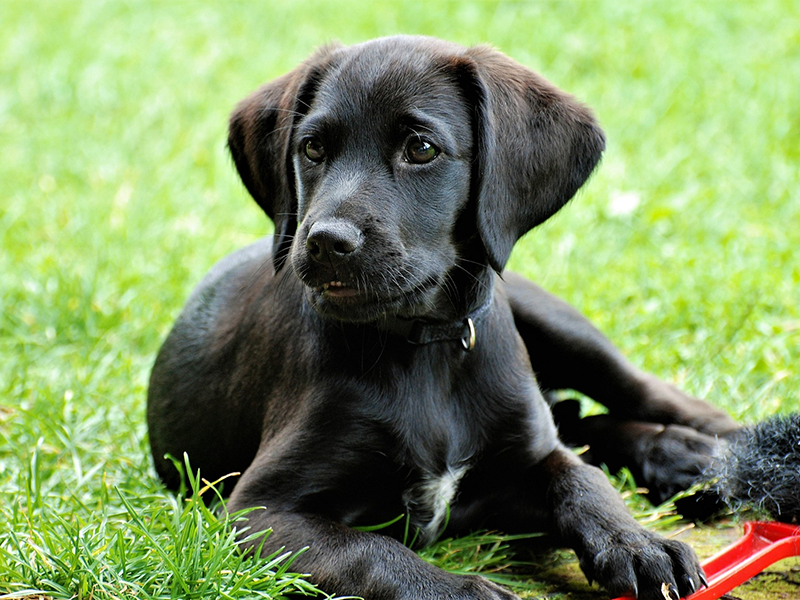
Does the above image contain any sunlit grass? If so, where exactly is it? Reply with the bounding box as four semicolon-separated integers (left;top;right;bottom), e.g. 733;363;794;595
0;451;321;599
2;1;798;598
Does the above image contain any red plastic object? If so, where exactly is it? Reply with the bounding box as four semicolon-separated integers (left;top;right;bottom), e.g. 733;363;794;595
610;521;800;600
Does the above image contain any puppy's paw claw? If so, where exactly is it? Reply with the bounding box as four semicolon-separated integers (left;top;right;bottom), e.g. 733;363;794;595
581;533;703;600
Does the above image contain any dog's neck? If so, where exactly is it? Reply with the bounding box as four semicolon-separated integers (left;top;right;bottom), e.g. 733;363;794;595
377;267;495;351
378;292;493;351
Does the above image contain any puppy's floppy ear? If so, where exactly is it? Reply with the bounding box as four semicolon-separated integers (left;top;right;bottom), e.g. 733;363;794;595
227;44;340;272
461;45;606;272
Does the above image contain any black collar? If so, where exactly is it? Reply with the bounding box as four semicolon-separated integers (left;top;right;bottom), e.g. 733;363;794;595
377;293;494;352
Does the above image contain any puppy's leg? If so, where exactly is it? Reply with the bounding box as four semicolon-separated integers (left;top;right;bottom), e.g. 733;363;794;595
538;446;705;600
504;272;737;507
227;503;518;600
553;400;722;507
226;442;521;600
503;271;738;435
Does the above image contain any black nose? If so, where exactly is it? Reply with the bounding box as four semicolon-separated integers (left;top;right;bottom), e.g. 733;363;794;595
306;219;364;265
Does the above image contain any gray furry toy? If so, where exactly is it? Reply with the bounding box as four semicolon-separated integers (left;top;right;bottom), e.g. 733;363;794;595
710;413;800;524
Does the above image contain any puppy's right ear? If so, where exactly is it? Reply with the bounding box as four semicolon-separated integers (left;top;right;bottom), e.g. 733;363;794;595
459;45;606;273
228;45;340;272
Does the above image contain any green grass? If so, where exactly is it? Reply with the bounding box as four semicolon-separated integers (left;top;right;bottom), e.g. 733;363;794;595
2;1;799;598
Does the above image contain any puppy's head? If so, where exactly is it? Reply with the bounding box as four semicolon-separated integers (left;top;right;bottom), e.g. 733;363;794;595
228;36;604;323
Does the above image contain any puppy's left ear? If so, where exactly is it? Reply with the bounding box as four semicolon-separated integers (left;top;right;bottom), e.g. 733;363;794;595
461;46;606;272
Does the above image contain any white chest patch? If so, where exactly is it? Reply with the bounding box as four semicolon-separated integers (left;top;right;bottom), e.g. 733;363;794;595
403;464;468;547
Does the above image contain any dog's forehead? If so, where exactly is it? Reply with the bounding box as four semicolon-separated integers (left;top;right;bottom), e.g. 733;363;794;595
312;41;467;121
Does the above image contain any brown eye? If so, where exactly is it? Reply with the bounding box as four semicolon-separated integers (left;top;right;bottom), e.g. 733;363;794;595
405;138;439;164
304;138;326;162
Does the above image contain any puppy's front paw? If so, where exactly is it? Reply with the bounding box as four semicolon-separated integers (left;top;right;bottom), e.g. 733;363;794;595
579;532;704;600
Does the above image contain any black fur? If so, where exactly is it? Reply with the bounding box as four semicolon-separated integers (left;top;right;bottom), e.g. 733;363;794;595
148;36;740;600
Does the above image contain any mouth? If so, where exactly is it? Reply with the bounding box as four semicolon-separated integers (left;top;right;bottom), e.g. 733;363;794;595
304;272;444;323
315;280;361;299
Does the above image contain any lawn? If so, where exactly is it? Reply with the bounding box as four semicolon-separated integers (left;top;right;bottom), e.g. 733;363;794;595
1;1;798;599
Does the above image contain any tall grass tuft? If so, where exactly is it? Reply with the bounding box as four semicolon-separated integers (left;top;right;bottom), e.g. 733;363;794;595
0;454;322;600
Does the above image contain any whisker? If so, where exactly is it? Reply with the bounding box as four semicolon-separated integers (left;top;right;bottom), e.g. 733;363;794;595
271;107;306;118
453;256;490;269
451;260;492;292
261;124;297;139
408;123;437;137
293;94;313;111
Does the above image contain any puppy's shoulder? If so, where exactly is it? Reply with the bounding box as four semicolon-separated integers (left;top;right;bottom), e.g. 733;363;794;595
169;237;292;347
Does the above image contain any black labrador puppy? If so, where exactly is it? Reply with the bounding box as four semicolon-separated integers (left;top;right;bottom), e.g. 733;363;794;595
147;36;738;600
